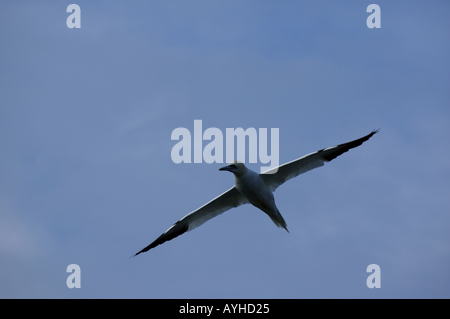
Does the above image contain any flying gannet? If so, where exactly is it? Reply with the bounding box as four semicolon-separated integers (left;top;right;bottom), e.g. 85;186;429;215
134;130;378;256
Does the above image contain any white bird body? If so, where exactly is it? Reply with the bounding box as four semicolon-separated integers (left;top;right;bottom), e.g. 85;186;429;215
233;165;288;231
134;130;378;256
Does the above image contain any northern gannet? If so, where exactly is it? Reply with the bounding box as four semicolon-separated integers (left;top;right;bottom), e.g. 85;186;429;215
134;130;378;256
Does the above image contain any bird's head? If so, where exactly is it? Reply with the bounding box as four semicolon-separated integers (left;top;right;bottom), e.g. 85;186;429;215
219;161;247;177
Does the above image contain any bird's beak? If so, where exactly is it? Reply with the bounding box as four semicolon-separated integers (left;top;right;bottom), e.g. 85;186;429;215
219;165;232;172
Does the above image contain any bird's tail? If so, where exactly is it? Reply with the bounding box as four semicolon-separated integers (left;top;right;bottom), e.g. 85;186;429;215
269;209;289;233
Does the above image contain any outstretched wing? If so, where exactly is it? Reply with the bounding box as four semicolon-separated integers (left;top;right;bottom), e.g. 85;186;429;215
260;130;379;191
134;187;248;256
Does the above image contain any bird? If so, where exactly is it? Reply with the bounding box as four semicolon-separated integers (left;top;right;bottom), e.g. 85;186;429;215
133;129;378;256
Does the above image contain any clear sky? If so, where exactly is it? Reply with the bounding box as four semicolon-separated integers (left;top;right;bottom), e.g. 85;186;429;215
1;1;449;298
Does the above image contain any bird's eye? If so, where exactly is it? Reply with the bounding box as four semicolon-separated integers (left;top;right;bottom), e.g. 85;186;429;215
230;164;237;169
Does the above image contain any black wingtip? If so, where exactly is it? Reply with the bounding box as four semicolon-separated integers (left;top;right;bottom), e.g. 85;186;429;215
131;249;146;258
363;128;380;141
366;128;380;140
132;222;189;257
319;129;379;162
133;241;159;257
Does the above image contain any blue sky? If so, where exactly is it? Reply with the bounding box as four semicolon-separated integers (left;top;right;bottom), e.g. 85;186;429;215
1;1;449;298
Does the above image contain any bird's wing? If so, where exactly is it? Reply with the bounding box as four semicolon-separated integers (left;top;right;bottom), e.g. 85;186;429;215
134;187;248;255
260;130;379;192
